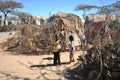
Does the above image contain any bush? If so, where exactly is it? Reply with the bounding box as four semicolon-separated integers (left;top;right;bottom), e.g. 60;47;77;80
0;26;15;32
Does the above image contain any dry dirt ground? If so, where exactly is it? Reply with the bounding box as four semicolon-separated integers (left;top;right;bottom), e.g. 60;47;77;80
0;32;83;80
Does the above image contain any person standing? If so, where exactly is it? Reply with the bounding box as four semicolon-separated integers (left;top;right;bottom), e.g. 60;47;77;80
53;35;61;65
69;32;75;63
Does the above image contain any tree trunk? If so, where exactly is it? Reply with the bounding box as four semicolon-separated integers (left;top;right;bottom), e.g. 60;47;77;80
1;13;7;26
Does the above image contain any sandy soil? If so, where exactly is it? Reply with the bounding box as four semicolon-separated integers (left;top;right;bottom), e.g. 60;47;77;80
0;32;83;80
0;50;82;80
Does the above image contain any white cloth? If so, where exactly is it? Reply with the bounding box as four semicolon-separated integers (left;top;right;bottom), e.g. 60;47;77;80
70;41;75;51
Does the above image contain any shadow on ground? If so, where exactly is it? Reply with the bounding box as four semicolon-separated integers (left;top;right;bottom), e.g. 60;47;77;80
30;62;70;68
0;70;31;80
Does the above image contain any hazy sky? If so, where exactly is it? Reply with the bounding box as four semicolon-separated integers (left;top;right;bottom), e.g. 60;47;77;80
15;0;117;18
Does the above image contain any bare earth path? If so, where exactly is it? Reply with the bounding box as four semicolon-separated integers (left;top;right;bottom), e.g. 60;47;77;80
0;50;82;80
0;32;82;80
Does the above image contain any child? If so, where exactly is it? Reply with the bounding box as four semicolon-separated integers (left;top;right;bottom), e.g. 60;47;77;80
53;35;61;65
69;32;75;63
